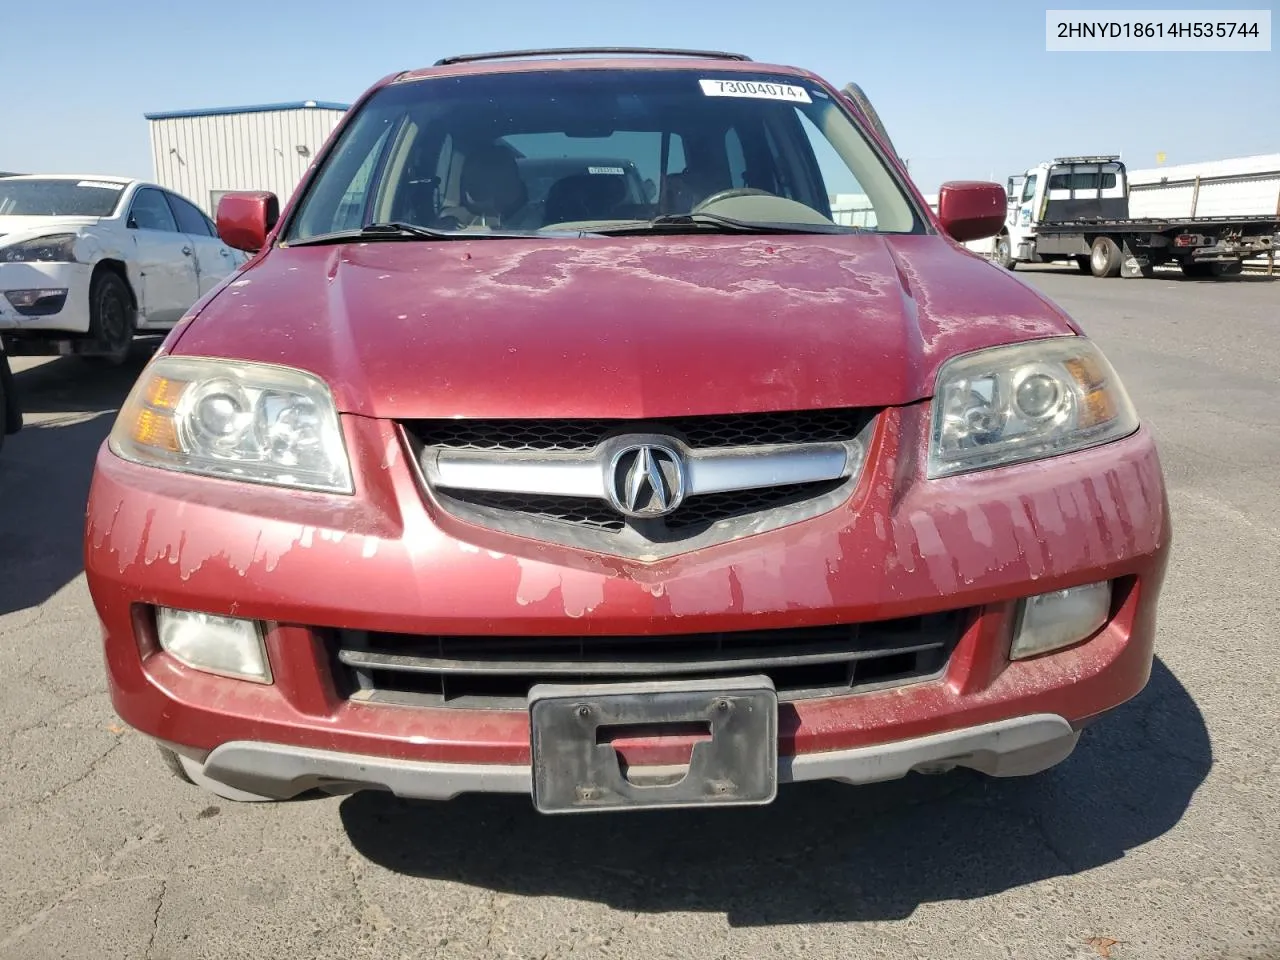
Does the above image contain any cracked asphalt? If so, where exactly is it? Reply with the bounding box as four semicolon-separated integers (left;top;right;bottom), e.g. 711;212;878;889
1;266;1277;959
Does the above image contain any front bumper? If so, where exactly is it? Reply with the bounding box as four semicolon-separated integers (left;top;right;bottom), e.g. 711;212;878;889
84;406;1171;791
178;713;1081;802
0;261;92;333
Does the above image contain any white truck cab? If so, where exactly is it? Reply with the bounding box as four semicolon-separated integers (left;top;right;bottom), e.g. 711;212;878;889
996;157;1126;270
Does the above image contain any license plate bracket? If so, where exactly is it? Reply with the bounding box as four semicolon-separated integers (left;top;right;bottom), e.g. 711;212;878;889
529;675;778;814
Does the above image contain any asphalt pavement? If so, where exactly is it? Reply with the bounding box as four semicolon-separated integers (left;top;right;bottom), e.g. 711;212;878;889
1;266;1277;960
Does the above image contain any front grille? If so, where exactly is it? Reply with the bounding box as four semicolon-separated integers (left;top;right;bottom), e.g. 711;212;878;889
408;408;870;453
443;479;845;535
663;480;844;530
404;408;878;559
447;491;624;531
330;611;965;710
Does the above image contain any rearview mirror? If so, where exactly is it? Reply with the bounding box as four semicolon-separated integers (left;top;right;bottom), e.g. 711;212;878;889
215;191;280;253
936;181;1007;243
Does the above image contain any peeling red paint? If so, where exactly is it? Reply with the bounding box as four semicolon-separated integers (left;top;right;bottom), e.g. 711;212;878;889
86;409;1170;767
169;234;1075;422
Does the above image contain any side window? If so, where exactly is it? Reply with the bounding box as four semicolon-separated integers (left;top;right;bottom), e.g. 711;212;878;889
333;123;394;230
725;129;747;189
792;112;842;218
166;193;213;236
433;134;458;210
1021;175;1038;203
129;188;179;232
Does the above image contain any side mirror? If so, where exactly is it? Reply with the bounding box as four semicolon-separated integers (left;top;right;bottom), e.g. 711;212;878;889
126;215;138;229
215;191;280;253
936;181;1007;243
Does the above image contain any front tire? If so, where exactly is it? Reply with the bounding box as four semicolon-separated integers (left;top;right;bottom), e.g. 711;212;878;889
86;270;135;366
1090;236;1122;277
994;234;1015;270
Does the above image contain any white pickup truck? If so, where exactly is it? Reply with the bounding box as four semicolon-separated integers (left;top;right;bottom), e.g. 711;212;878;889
0;175;246;363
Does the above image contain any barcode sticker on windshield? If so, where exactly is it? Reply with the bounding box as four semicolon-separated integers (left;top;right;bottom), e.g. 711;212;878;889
587;166;624;175
699;79;812;103
77;180;122;189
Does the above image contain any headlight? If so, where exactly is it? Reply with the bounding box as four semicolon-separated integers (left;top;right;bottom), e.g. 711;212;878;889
1;233;78;262
928;336;1139;478
109;356;354;493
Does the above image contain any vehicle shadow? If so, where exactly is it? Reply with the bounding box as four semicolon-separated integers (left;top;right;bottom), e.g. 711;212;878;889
339;657;1209;924
0;350;152;615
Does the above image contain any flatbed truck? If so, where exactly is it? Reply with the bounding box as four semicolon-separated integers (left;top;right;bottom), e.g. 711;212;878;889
993;156;1279;278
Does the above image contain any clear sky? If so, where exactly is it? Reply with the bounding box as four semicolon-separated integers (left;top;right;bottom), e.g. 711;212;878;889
2;0;1276;195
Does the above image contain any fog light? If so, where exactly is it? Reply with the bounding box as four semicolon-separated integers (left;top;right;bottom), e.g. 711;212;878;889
1010;581;1111;660
4;288;68;316
155;608;271;682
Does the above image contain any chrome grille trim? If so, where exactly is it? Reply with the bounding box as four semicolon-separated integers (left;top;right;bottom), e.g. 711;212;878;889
427;439;858;501
401;409;880;560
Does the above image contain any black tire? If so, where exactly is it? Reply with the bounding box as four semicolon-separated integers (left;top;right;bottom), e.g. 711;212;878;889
0;377;7;457
994;234;1016;270
1180;261;1213;278
156;744;195;784
1089;236;1122;278
1074;255;1092;274
87;269;136;366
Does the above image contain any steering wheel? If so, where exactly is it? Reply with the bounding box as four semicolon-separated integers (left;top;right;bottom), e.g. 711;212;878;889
692;187;775;212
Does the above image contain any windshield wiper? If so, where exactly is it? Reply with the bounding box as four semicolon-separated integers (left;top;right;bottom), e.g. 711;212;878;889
288;221;551;246
592;212;861;236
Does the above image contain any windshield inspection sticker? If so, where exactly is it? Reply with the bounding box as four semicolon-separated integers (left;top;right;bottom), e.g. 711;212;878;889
587;166;625;175
699;79;812;103
77;180;122;189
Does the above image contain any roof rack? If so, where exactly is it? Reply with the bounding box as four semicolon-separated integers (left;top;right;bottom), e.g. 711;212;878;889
434;47;752;66
1053;155;1122;164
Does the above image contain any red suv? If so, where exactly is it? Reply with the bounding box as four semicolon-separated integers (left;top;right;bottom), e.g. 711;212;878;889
85;48;1170;812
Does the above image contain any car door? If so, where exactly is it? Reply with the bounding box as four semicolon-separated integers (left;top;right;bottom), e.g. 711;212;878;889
126;187;199;328
164;191;241;297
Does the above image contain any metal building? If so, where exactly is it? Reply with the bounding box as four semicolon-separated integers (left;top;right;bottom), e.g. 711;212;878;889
144;100;350;216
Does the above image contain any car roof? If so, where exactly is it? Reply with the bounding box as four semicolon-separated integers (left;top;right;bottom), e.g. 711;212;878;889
2;174;142;187
391;50;822;87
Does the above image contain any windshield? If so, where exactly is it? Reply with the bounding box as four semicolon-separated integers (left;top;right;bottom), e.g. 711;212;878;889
0;179;126;217
286;68;922;242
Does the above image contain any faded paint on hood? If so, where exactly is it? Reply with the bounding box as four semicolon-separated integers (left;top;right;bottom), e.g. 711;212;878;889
171;233;1078;420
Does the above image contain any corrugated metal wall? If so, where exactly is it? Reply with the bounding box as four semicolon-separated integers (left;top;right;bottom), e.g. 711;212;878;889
148;106;347;215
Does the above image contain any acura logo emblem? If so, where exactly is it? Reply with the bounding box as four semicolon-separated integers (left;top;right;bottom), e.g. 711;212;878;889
606;442;686;519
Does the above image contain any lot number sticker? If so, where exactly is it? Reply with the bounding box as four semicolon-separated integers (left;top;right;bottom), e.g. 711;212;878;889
699;79;812;103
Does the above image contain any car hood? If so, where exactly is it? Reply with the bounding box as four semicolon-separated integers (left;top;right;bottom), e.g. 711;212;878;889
0;215;99;243
172;233;1078;420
